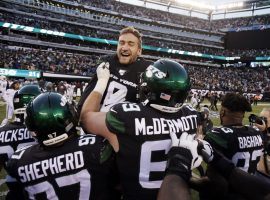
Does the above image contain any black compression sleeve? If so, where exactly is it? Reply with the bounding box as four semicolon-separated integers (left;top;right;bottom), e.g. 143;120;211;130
229;169;270;200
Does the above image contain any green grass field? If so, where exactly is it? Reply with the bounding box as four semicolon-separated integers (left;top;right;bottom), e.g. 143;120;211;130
0;102;8;199
0;100;268;199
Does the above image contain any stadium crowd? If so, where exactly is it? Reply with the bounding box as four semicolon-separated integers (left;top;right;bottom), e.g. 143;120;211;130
1;2;270;57
1;46;269;93
0;46;98;76
0;0;270;196
2;10;270;58
75;0;270;31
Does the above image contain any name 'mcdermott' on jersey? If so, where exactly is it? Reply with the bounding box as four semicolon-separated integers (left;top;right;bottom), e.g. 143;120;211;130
106;102;201;200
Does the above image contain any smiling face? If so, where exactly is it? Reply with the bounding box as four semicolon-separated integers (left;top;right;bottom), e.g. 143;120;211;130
117;33;142;65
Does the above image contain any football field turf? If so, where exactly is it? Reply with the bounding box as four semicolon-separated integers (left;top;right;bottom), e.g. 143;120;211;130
0;103;8;199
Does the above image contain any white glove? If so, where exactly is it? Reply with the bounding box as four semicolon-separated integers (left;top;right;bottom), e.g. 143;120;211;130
93;62;110;95
170;132;202;169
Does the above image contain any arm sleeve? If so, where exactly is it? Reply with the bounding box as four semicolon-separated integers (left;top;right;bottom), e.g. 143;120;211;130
105;104;125;135
204;129;229;153
77;75;97;114
229;168;270;200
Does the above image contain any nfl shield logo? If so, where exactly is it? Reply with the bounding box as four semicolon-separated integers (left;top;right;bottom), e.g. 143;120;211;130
119;69;127;76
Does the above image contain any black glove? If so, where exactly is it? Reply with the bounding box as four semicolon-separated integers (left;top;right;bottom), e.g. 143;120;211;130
166;147;192;182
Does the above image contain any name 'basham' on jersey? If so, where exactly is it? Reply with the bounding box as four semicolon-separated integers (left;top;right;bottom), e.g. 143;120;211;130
205;126;263;174
6;135;113;200
106;102;201;200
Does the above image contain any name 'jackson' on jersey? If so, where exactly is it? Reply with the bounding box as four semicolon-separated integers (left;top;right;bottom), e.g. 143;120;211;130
0;122;36;188
204;126;263;174
106;102;201;200
6;135;113;200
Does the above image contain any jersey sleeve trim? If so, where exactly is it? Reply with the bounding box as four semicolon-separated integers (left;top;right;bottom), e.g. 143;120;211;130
106;111;125;134
205;132;228;149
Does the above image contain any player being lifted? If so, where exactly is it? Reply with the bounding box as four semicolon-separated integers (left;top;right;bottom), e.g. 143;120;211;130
6;92;114;200
78;26;152;199
80;59;202;200
78;26;152;114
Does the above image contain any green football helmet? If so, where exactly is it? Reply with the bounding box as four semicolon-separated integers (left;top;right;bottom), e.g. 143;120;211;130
25;92;78;146
13;85;42;116
138;59;191;112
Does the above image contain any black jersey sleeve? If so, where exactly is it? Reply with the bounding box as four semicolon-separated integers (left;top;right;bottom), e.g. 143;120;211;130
229;168;270;200
204;127;230;153
6;159;17;179
77;75;97;114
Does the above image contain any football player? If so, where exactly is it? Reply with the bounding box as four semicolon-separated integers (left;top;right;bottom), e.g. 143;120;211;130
0;75;7;100
158;132;270;200
77;26;152;199
80;59;202;200
2;80;20;124
158;132;203;200
203;92;264;199
6;92;113;200
0;85;41;199
77;26;152;114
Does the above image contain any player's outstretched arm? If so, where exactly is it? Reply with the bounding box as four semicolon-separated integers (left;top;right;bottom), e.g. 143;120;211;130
229;168;270;200
80;62;119;152
199;140;270;200
158;132;202;200
80;62;110;117
158;174;190;200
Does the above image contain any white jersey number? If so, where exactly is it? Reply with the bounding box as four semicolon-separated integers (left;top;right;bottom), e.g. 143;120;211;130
139;140;171;188
1;142;36;161
232;149;262;173
100;81;127;112
25;169;90;200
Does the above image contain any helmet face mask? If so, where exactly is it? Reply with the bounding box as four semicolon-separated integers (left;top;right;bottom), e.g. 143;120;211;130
139;59;191;112
25;92;78;146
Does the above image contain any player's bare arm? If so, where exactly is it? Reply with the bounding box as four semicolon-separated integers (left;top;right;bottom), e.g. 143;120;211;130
80;62;119;152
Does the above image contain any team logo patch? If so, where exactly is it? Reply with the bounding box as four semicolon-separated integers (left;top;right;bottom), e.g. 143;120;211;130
146;65;166;79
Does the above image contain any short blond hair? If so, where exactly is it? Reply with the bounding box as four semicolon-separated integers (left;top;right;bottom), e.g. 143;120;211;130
119;26;142;49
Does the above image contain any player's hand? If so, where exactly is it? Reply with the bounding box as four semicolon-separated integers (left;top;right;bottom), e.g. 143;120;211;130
197;139;214;163
170;132;202;169
166;132;202;181
197;139;235;179
93;62;110;95
96;62;110;81
254;120;267;132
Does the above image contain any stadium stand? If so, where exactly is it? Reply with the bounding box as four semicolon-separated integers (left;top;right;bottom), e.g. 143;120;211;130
0;0;270;198
0;0;269;93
